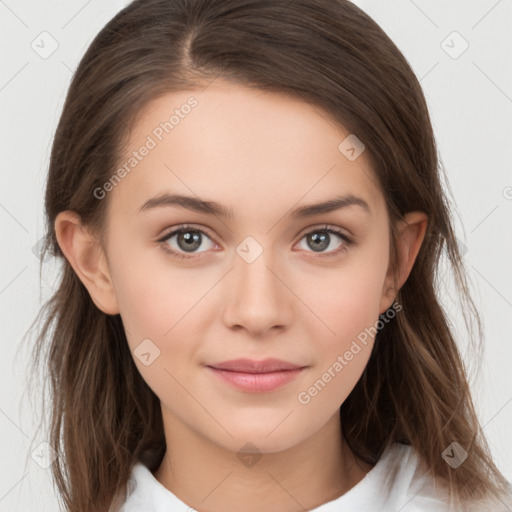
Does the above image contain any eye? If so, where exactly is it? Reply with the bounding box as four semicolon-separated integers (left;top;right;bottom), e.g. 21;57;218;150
157;223;354;261
157;225;217;260
296;224;353;257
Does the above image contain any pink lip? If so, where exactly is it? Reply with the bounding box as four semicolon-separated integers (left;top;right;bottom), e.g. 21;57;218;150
208;358;304;373
206;358;307;393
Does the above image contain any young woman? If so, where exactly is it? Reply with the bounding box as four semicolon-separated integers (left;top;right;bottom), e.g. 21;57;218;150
27;0;512;510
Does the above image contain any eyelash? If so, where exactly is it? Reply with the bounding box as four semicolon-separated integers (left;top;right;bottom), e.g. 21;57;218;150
156;223;354;261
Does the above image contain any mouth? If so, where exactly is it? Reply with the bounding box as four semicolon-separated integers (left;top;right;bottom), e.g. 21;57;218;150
205;358;307;393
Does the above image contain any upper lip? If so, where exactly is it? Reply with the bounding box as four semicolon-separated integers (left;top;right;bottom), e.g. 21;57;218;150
207;358;305;373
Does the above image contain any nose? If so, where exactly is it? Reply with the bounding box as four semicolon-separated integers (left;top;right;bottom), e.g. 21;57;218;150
221;244;293;337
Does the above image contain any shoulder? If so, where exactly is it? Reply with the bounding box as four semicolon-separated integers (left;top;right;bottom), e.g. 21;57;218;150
386;443;512;512
107;462;152;512
115;460;191;512
365;442;451;511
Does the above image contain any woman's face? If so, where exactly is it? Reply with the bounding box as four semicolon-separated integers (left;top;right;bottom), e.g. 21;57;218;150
88;79;401;453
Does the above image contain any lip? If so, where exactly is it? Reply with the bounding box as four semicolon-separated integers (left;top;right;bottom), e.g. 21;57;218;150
206;358;307;393
207;358;304;373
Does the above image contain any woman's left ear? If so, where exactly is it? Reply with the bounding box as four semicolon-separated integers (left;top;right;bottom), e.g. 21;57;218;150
379;211;428;314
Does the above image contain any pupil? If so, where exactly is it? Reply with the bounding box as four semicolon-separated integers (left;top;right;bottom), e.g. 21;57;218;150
178;231;201;252
309;232;329;252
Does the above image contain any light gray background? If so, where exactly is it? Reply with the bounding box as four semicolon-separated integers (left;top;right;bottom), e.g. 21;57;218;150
1;0;511;510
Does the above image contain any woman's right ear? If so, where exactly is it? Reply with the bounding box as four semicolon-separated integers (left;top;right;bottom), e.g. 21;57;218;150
54;210;120;315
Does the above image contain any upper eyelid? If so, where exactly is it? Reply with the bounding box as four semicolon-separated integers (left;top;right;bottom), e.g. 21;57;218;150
158;224;216;242
297;224;350;238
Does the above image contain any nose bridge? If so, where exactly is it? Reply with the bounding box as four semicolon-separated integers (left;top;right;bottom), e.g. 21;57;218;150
235;234;280;300
223;235;291;332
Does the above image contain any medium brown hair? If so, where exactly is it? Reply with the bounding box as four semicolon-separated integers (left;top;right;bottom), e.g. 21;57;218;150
22;0;511;510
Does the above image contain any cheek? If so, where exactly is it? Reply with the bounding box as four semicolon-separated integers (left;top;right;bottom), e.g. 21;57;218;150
110;251;202;398
109;238;204;336
108;242;216;384
300;249;388;345
295;267;385;410
293;243;389;406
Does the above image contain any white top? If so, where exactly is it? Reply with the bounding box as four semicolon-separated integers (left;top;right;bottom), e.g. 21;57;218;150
119;442;461;511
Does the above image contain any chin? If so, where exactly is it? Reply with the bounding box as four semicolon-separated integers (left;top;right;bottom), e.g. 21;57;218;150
212;425;309;455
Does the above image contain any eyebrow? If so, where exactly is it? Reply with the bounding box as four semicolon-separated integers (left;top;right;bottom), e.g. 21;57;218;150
138;193;371;219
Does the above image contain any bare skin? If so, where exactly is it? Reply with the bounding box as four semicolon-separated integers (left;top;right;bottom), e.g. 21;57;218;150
55;79;427;512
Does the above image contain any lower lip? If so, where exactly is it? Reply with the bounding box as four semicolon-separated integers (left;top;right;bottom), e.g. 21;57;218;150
206;366;305;392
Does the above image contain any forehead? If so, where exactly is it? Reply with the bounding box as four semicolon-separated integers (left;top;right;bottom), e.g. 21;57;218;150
109;79;385;221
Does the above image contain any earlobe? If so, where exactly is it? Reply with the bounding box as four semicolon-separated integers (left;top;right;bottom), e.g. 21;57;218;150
54;211;120;315
379;211;428;314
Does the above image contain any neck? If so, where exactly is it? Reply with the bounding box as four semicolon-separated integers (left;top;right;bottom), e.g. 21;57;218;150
153;410;372;512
